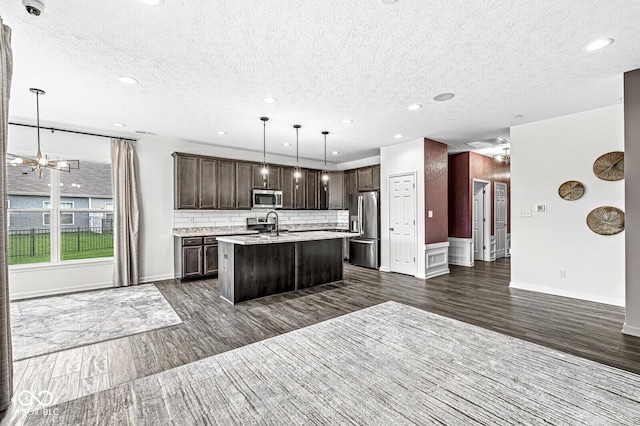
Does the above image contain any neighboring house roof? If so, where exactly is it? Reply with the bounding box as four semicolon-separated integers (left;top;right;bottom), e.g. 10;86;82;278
7;159;113;197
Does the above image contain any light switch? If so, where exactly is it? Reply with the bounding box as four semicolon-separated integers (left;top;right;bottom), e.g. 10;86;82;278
428;210;433;218
519;209;532;218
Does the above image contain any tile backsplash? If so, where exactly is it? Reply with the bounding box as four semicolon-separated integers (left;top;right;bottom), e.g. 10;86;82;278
174;209;349;229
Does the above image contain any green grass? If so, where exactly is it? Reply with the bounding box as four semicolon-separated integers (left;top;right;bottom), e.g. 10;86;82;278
8;231;113;265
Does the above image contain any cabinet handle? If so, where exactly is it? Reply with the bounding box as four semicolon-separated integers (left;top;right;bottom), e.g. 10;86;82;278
389;228;394;231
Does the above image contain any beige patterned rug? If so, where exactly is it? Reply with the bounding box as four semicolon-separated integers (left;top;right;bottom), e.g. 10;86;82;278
26;301;640;425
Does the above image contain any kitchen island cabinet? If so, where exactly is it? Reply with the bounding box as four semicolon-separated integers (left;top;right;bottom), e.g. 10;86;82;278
217;231;358;304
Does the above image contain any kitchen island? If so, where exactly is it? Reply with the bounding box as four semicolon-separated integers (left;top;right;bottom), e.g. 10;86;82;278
217;231;359;304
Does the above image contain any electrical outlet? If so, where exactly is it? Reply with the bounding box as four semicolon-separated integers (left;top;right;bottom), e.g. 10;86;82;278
559;270;566;278
428;210;433;218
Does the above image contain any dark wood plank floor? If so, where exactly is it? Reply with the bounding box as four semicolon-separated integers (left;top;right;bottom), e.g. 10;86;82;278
126;258;640;378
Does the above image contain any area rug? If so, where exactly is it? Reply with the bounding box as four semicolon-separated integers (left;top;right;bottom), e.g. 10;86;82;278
10;284;182;361
27;301;640;425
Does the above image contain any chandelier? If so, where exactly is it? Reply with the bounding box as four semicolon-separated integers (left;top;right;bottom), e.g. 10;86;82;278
495;146;510;164
8;88;79;178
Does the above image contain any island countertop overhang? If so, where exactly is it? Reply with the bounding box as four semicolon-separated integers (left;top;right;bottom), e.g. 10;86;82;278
217;231;359;245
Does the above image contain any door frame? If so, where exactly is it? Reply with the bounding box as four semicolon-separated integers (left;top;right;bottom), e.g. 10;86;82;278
387;171;418;276
494;181;508;259
472;179;491;262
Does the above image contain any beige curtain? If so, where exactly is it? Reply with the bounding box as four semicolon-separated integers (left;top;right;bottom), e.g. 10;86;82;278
111;139;140;287
0;17;13;413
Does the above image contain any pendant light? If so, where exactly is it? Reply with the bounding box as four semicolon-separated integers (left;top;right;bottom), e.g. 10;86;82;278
293;124;302;189
9;88;79;178
321;131;329;191
260;117;269;186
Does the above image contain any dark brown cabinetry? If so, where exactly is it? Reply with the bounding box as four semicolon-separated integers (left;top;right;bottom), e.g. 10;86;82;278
371;165;381;190
235;162;253;209
174;236;219;280
281;167;295;209
327;171;344;210
173;153;218;210
294;170;307;209
252;164;282;190
344;170;357;208
217;160;236;209
306;170;319;210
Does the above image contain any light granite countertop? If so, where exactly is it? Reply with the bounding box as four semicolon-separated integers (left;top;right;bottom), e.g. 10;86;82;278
217;231;359;245
173;223;350;237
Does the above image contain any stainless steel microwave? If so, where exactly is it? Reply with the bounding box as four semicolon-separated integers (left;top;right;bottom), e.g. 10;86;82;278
252;189;283;209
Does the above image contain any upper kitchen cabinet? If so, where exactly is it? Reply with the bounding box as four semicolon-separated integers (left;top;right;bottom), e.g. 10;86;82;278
371;165;380;190
281;167;295;209
327;171;344;210
217;160;237;209
252;164;283;190
306;170;320;210
344;170;357;208
294;169;307;209
235;162;253;209
173;153;217;210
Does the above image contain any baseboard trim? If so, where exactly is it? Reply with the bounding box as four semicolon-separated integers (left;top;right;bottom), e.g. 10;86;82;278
140;274;175;284
415;272;427;279
425;268;450;279
10;281;113;301
622;323;640;337
379;266;390;273
509;282;625;307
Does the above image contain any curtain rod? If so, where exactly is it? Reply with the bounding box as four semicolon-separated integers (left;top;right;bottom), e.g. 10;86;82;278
9;122;138;142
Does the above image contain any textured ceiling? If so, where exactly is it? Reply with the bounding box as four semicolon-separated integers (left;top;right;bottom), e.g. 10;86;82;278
2;0;639;162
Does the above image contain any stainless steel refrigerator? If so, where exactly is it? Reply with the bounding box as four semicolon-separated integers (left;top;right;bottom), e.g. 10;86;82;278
349;191;380;269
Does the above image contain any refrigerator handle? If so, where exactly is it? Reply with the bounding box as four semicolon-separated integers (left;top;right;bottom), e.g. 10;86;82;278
358;195;364;236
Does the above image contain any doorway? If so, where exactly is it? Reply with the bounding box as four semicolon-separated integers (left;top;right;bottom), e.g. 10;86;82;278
494;182;508;259
388;172;417;275
472;179;491;262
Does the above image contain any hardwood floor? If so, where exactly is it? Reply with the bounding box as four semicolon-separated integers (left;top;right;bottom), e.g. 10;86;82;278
3;258;640;424
144;258;638;376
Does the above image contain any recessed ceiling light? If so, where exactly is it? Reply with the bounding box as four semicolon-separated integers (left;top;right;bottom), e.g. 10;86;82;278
331;151;340;156
407;103;422;111
394;134;403;138
342;119;353;124
433;93;455;102
138;0;163;5
263;97;278;104
216;131;227;135
586;38;614;51
112;122;126;127
379;0;398;4
282;142;291;147
117;76;138;85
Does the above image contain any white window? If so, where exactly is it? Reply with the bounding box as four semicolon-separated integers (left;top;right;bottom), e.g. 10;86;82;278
43;201;74;226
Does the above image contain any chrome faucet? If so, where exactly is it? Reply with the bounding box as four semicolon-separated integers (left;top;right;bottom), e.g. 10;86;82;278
266;210;279;236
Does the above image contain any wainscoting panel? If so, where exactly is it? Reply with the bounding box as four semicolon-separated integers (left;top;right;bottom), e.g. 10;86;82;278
448;237;473;267
425;242;450;279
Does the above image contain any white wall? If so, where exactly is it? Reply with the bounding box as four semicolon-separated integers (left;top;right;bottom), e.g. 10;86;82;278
336;155;381;170
6;124;343;299
510;105;625;306
380;138;426;278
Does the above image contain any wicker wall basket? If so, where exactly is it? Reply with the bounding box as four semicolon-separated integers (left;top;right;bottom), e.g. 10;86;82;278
558;180;585;200
586;206;625;235
593;151;624;181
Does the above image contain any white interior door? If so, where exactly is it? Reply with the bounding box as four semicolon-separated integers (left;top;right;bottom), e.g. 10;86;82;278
389;173;416;275
494;182;507;259
473;182;485;261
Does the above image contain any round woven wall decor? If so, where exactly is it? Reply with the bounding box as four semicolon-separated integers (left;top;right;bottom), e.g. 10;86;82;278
558;180;584;201
586;206;625;235
593;151;624;181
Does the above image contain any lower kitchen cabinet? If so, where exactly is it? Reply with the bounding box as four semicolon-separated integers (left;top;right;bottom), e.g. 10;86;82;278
174;236;219;280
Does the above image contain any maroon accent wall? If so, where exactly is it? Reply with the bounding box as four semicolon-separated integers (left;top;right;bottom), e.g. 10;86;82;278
448;152;511;239
424;138;449;244
448;152;470;238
